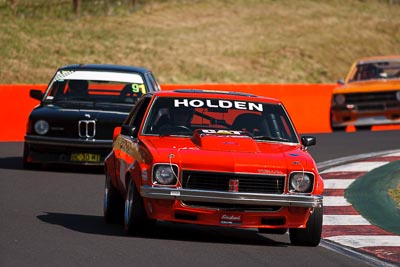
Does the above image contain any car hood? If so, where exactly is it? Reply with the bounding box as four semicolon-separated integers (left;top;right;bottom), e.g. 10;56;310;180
142;133;315;174
29;104;129;139
334;79;400;94
30;104;129;120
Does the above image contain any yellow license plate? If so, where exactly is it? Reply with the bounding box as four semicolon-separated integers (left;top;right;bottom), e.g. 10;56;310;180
70;153;101;162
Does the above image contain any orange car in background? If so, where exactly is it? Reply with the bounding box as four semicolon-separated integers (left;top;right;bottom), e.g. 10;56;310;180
330;55;400;131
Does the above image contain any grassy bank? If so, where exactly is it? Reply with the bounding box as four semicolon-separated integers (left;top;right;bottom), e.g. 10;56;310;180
0;0;399;84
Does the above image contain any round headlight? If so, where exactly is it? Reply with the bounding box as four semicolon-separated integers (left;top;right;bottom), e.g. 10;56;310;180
154;165;176;185
396;91;400;101
290;173;312;193
334;94;346;105
34;120;49;135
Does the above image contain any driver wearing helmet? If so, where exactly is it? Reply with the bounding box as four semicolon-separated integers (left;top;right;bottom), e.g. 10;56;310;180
169;107;194;127
66;80;89;97
156;106;194;134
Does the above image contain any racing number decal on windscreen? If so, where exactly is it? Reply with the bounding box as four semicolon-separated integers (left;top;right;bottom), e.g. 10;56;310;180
131;84;146;94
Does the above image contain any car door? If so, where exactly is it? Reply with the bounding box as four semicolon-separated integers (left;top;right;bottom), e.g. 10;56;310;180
116;96;152;190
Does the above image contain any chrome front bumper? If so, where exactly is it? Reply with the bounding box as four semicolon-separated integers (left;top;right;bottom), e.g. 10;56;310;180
140;186;323;208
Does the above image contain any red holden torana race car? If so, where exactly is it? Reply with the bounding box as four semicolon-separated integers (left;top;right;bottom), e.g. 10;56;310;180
104;90;324;246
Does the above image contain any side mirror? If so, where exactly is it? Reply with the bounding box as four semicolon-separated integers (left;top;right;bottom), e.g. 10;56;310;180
112;126;121;143
301;136;316;148
30;89;44;101
121;125;137;137
336;79;345;85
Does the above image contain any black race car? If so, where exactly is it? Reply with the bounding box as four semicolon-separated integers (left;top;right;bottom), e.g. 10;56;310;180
23;64;161;168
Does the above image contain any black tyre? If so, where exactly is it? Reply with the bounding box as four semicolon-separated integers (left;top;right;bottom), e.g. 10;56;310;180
124;179;155;235
289;206;323;247
103;172;124;224
355;125;371;131
330;110;346;131
331;125;346;132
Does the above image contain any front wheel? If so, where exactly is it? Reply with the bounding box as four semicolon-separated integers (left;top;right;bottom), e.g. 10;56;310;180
289;206;323;247
330;110;346;132
124;179;155;235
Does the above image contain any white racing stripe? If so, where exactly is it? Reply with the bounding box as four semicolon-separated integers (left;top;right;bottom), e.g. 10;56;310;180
323;215;371;225
324;179;355;189
325;235;400;248
323;196;351;206
321;161;388;173
60;71;144;83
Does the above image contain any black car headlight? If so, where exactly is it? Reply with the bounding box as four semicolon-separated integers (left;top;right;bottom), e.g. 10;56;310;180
289;172;314;193
153;164;178;185
34;120;49;135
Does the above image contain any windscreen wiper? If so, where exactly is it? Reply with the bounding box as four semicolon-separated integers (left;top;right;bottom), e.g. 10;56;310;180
253;135;290;142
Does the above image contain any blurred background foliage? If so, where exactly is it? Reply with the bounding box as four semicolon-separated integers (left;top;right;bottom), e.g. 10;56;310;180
0;0;399;84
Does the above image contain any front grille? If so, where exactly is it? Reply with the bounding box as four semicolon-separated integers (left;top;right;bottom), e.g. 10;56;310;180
181;170;285;194
79;120;96;138
357;103;386;111
345;91;398;104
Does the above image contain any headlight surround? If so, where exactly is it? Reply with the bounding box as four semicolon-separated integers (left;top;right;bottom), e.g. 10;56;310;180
34;120;49;135
333;94;346;105
289;172;314;193
153;164;178;185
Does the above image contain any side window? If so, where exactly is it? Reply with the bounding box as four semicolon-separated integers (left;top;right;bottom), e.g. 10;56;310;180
127;96;152;130
146;72;161;91
263;104;298;143
48;80;67;98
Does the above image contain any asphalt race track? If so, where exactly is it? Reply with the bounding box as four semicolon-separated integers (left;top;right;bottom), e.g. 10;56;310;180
0;130;399;267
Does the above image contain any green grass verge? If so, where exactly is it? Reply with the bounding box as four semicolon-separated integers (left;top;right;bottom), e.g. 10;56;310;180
345;160;400;235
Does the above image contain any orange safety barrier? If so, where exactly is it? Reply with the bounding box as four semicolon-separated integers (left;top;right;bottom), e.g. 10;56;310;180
1;83;336;141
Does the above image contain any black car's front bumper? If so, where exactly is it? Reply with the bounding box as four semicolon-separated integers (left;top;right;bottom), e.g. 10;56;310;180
24;135;112;165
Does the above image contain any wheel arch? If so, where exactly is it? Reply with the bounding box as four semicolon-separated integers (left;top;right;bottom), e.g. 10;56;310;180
124;160;143;193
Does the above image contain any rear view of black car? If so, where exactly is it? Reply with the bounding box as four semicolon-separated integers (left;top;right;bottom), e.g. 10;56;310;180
23;64;161;169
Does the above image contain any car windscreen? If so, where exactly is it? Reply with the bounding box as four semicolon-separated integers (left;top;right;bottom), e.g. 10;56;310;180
142;96;299;143
350;60;400;82
44;70;147;105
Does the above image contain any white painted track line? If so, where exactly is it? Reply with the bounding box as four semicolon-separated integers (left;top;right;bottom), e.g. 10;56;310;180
321;161;388;173
323;196;351;206
323;215;371;226
325;235;400;248
324;179;355;189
